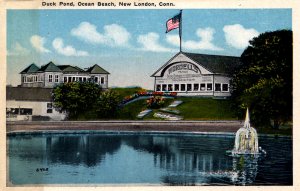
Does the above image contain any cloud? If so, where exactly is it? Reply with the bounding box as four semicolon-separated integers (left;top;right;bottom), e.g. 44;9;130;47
223;24;259;49
166;35;180;47
52;38;89;56
7;42;29;56
137;32;176;52
71;22;131;47
183;28;223;51
30;35;51;53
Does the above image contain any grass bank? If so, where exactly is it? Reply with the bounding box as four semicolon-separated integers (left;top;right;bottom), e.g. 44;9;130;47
118;96;237;120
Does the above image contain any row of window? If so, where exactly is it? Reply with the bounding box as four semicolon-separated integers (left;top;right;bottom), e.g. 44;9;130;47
7;104;54;115
63;76;105;84
23;75;106;84
22;75;40;83
6;108;33;115
156;83;229;92
48;75;59;83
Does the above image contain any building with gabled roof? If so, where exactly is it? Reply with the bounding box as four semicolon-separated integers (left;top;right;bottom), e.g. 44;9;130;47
86;64;110;74
20;63;40;74
6;86;66;121
151;52;241;97
20;62;109;88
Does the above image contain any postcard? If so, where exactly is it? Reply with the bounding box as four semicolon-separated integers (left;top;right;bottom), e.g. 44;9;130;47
1;0;299;190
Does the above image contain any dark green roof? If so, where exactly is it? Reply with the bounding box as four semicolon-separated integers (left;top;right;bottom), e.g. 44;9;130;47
57;65;84;73
183;52;241;74
38;61;61;72
86;64;110;74
20;63;39;74
151;52;241;77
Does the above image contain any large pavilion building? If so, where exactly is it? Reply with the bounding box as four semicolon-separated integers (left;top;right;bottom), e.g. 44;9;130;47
151;52;241;98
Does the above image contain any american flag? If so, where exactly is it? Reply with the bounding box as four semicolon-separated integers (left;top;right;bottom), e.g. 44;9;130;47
166;12;181;33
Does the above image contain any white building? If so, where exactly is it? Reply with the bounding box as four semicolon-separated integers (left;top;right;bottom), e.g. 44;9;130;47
7;62;110;121
6;87;66;121
151;52;240;97
20;62;109;88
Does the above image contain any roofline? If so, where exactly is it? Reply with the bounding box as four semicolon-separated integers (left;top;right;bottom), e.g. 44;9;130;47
182;51;240;59
151;51;241;77
87;64;110;74
150;52;182;77
182;52;214;74
19;63;40;74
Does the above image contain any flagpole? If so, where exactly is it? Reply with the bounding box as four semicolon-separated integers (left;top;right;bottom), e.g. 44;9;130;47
179;10;182;52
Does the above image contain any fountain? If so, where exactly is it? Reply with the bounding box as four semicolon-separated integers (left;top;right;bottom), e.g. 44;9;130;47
232;108;261;155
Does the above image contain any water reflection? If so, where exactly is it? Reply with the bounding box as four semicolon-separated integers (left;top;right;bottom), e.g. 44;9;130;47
48;136;121;167
7;134;292;185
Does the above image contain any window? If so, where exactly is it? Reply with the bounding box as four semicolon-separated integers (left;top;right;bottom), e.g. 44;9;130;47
101;77;105;84
83;78;86;82
222;84;229;92
181;84;186;91
207;83;212;91
194;84;199;91
55;75;59;83
162;84;167;91
156;84;161;91
79;77;82;82
95;77;98;83
22;76;25;83
72;77;75;82
200;83;206;91
27;76;32;82
64;77;67;82
187;84;192;91
48;75;53;82
47;103;53;113
174;84;179;91
215;83;221;91
20;108;33;115
168;84;173;91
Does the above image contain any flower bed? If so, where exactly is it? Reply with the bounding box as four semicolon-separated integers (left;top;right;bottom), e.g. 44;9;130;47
120;91;177;105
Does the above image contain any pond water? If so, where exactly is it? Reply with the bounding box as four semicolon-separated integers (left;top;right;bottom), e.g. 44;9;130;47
7;132;292;186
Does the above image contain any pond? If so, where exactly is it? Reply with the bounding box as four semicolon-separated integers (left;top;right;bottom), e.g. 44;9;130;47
7;132;292;186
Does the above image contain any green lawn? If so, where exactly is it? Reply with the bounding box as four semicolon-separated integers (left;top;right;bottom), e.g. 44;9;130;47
118;96;237;120
177;97;237;120
111;87;145;99
118;98;174;120
118;99;147;119
105;87;238;120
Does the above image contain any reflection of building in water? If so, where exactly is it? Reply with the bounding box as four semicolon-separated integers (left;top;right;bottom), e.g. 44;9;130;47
151;52;240;97
9;135;122;167
151;136;230;173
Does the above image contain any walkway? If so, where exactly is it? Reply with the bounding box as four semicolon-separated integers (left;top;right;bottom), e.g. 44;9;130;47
6;120;243;134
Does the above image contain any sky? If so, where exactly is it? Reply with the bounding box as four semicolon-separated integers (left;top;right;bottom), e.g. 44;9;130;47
7;9;292;89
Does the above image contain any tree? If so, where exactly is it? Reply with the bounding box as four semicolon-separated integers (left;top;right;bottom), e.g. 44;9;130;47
52;82;102;119
231;30;292;129
96;90;121;118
